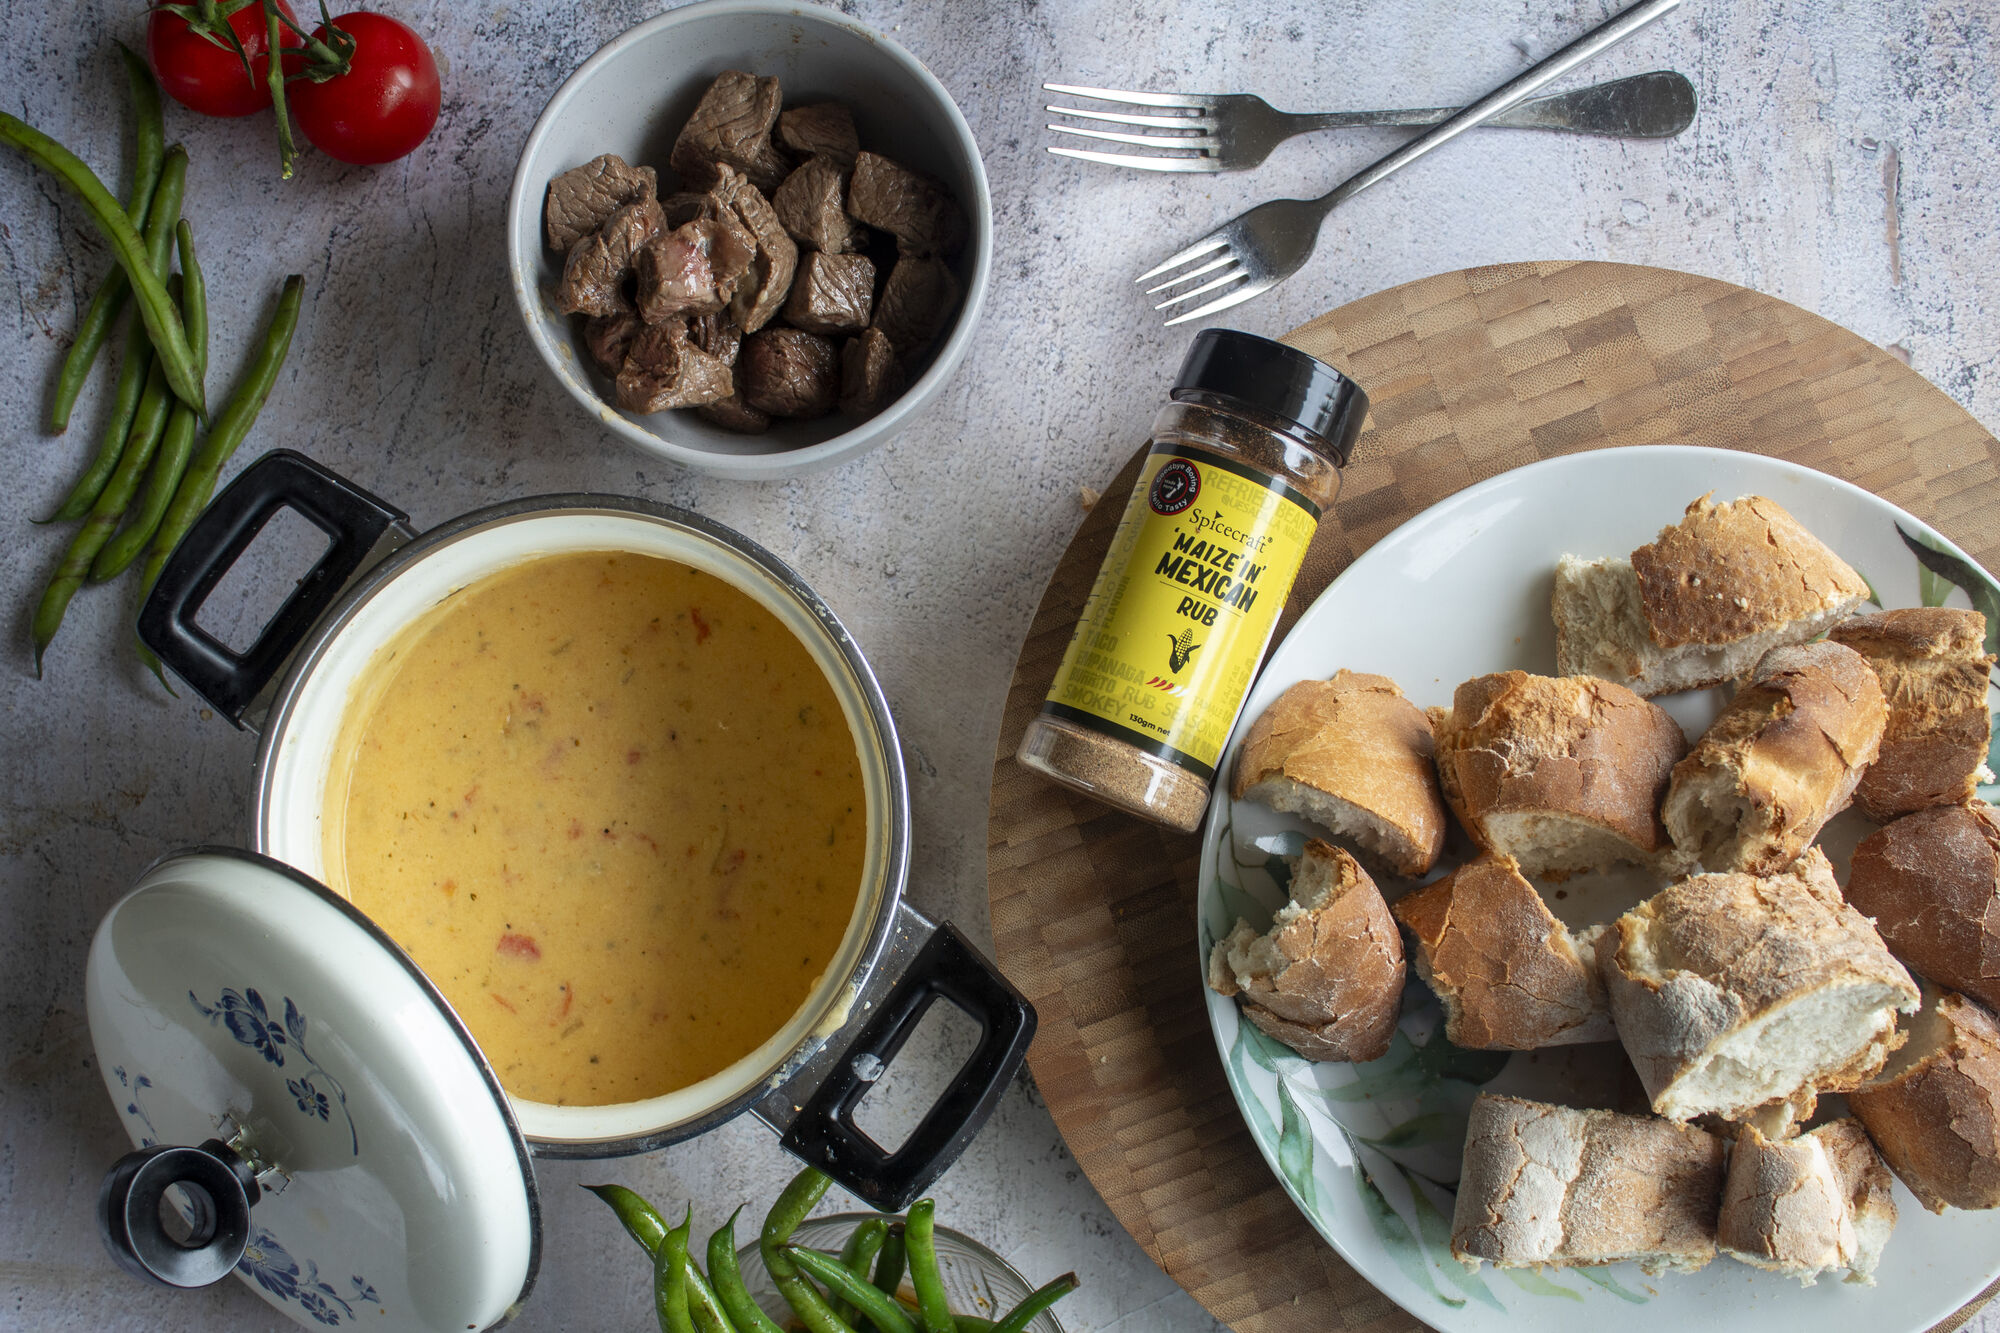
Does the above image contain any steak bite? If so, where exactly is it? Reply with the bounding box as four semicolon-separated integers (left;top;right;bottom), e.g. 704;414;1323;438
846;151;966;257
556;198;667;317
741;327;840;419
839;327;904;419
614;319;735;412
544;153;657;253
707;166;798;334
698;388;772;434
688;310;743;366
772;156;864;254
777;103;859;165
635;215;758;322
670;71;789;194
873;254;960;359
582;311;641;376
783;252;875;336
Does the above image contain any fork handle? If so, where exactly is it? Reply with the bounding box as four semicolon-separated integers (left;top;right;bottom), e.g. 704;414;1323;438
1312;0;1685;211
1286;71;1692;138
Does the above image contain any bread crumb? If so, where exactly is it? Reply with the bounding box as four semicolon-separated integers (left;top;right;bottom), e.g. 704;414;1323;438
1078;485;1100;511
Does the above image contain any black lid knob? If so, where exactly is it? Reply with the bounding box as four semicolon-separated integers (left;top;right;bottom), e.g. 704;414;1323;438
99;1139;260;1289
1171;329;1369;466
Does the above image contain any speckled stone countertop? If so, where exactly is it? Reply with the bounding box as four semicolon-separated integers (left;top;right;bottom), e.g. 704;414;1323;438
3;2;1996;1330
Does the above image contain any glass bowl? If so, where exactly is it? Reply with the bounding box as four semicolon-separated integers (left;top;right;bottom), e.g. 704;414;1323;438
736;1213;1065;1333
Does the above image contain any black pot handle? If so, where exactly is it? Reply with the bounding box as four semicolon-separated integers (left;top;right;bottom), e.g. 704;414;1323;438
98;1139;260;1288
137;450;408;728
780;921;1036;1211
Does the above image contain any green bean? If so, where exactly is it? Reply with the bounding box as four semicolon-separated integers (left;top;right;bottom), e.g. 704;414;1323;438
0;114;205;420
656;1207;696;1333
684;1255;739;1333
44;145;186;524
872;1224;908;1304
49;324;151;524
830;1218;889;1326
707;1209;787;1333
585;1183;671;1257
783;1248;916;1333
902;1202;956;1333
953;1321;993;1332
175;219;207;385
987;1274;1076;1333
50;43;165;435
761;1167;854;1333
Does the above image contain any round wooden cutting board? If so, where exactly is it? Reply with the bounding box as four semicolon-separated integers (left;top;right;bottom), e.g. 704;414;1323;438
986;261;2000;1333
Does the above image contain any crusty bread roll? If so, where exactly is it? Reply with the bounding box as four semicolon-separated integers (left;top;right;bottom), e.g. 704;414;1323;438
1429;671;1687;878
1717;1119;1896;1286
1598;848;1919;1122
1849;987;2000;1213
1662;640;1886;876
1553;494;1871;697
1450;1093;1727;1274
1232;671;1447;877
1830;608;1994;820
1206;839;1404;1062
1846;803;2000;1010
1392;853;1614;1049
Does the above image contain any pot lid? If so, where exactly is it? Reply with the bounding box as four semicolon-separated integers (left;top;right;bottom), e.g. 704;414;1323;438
85;848;540;1332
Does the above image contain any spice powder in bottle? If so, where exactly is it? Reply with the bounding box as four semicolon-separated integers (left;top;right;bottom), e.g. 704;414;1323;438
1017;329;1368;832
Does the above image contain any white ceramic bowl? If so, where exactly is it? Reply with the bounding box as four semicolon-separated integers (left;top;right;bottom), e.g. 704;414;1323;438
506;0;992;480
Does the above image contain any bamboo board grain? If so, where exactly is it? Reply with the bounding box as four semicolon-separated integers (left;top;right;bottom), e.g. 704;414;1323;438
986;261;2000;1333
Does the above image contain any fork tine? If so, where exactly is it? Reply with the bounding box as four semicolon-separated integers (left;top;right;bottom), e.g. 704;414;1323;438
1046;146;1221;173
1135;234;1231;283
1042;82;1210;110
1163;276;1276;327
1142;253;1234;293
1153;265;1250;310
1044;104;1214;130
1047;124;1218;152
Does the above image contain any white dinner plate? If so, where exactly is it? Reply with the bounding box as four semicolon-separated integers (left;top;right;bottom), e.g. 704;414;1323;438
1198;445;2000;1331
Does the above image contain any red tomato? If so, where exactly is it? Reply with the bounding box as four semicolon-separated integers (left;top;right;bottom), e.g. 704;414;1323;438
288;12;441;165
146;0;298;118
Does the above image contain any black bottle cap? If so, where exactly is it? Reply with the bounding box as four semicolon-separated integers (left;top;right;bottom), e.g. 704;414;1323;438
1171;329;1369;466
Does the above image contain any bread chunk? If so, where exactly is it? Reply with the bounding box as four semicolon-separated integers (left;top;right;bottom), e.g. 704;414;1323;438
1429;671;1686;878
1846;803;2000;1011
1450;1094;1727;1274
1830;608;1995;819
1553;494;1869;696
1598;848;1918;1122
1662;640;1886;876
1206;840;1404;1062
1849;987;2000;1213
1393;853;1614;1049
1232;672;1448;877
1717;1119;1896;1286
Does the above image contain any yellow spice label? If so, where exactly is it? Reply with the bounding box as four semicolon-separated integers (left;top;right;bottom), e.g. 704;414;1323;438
1041;445;1320;780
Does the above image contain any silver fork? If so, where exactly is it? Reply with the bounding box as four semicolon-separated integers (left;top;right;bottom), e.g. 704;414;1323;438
1047;70;1695;173
1140;0;1686;326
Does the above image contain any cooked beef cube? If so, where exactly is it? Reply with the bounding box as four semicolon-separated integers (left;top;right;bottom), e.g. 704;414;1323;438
840;327;905;419
556;198;666;317
846;152;966;257
783;252;875;336
635;215;758;322
689;311;743;367
544;154;657;252
872;255;960;360
698;387;772;434
777;103;859;165
772;156;863;254
670;71;789;194
660;191;719;229
614;319;735;412
582;311;642;376
741;328;840;419
707;166;798;334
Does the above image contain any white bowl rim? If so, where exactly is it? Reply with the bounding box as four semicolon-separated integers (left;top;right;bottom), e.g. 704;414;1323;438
504;0;994;481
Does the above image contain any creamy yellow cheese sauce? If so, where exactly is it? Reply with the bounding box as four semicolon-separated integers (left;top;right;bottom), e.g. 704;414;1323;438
322;551;866;1106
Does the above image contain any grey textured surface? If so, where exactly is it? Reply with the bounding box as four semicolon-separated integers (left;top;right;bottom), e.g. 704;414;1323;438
2;1;1996;1330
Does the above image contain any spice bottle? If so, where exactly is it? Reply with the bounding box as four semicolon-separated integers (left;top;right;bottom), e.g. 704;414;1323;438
1017;329;1367;832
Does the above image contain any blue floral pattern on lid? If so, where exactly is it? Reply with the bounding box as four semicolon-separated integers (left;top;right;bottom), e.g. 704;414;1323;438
239;1228;381;1327
190;987;359;1155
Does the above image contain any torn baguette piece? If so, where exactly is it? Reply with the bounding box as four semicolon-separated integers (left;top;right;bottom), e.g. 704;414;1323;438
1429;671;1687;878
1232;671;1447;877
1597;847;1919;1123
1829;608;1995;820
1553;493;1870;696
1662;639;1886;876
1206;840;1404;1062
1392;853;1615;1049
1717;1119;1896;1286
1450;1093;1728;1274
1849;986;2000;1212
1846;802;2000;1011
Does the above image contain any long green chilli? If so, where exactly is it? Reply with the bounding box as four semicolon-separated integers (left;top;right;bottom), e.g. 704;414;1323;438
585;1183;671;1257
873;1224;908;1303
656;1209;696;1333
902;1202;957;1333
0;113;205;420
49;42;165;435
707;1209;787;1333
987;1274;1077;1333
782;1247;917;1333
830;1218;889;1326
683;1256;738;1333
761;1168;855;1333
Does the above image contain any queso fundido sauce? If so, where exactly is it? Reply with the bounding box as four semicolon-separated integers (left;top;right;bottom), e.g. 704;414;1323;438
322;551;866;1106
